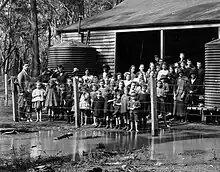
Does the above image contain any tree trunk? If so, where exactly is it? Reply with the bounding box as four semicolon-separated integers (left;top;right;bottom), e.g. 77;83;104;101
30;0;40;77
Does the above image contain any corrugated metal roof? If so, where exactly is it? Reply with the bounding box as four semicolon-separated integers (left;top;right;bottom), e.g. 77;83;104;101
59;0;220;32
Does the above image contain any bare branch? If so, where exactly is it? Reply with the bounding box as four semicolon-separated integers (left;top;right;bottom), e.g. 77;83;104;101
0;0;10;12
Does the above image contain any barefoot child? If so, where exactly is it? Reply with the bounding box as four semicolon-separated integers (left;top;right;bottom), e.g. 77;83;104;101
92;90;105;127
121;87;130;130
32;82;45;122
128;91;141;132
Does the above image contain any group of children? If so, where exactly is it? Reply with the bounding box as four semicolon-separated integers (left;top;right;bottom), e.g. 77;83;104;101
21;53;204;131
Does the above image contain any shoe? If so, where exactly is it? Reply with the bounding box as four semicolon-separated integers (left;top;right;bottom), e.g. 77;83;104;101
135;129;139;132
105;125;109;129
29;119;33;122
20;117;25;121
166;124;171;128
26;119;30;122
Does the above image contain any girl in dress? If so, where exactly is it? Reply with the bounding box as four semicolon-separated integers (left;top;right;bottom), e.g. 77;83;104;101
79;87;91;126
44;79;59;121
32;82;45;122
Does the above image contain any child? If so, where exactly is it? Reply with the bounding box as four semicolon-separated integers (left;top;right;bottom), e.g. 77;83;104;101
66;78;74;123
113;92;122;129
128;92;141;132
157;80;169;128
137;84;150;130
45;79;59;121
98;79;105;96
121;87;130;130
104;87;114;128
79;87;91;126
32;82;45;122
92;90;105;127
58;84;66;120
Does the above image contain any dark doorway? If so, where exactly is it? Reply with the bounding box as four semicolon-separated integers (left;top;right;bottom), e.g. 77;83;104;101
116;31;160;74
165;28;218;65
116;27;218;74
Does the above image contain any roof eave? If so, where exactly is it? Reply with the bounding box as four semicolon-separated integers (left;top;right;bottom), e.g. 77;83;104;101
57;20;220;33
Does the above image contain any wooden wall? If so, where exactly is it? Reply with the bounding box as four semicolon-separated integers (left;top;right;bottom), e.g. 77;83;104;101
61;31;116;74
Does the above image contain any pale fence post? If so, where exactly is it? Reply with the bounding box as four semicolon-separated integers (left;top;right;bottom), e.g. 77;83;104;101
73;77;80;128
4;73;8;102
11;76;18;122
150;73;158;136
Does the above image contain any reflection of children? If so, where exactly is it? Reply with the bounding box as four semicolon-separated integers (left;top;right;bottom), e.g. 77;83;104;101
44;79;59;121
128;92;141;132
113;93;122;129
32;82;45;122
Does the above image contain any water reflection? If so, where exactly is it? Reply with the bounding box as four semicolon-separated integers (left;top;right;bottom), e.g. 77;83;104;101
0;129;220;163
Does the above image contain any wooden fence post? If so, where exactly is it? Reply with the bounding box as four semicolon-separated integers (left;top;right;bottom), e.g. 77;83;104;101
73;77;80;128
4;73;8;102
11;77;18;122
150;74;158;136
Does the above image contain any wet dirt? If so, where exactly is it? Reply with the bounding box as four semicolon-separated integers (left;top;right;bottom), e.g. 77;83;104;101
0;128;220;165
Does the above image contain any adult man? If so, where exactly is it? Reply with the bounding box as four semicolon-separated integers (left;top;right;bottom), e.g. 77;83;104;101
17;61;31;120
56;65;68;84
187;70;201;106
196;61;205;84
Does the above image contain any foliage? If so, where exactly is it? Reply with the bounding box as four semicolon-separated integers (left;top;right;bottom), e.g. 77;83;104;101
0;0;124;76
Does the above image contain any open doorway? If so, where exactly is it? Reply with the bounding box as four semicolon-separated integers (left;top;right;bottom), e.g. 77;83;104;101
165;28;218;65
115;27;218;73
116;31;160;73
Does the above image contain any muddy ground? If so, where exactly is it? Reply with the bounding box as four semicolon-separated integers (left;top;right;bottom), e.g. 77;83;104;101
0;121;220;172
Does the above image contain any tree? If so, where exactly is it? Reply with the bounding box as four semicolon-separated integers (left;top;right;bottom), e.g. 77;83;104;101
30;0;40;77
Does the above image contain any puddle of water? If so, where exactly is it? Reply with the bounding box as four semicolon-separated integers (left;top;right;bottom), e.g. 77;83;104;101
0;129;220;164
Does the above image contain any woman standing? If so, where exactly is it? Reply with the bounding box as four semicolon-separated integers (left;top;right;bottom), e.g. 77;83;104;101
173;69;188;122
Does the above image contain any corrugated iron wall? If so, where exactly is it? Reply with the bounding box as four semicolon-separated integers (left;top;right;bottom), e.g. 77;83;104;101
62;31;116;74
205;39;220;109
